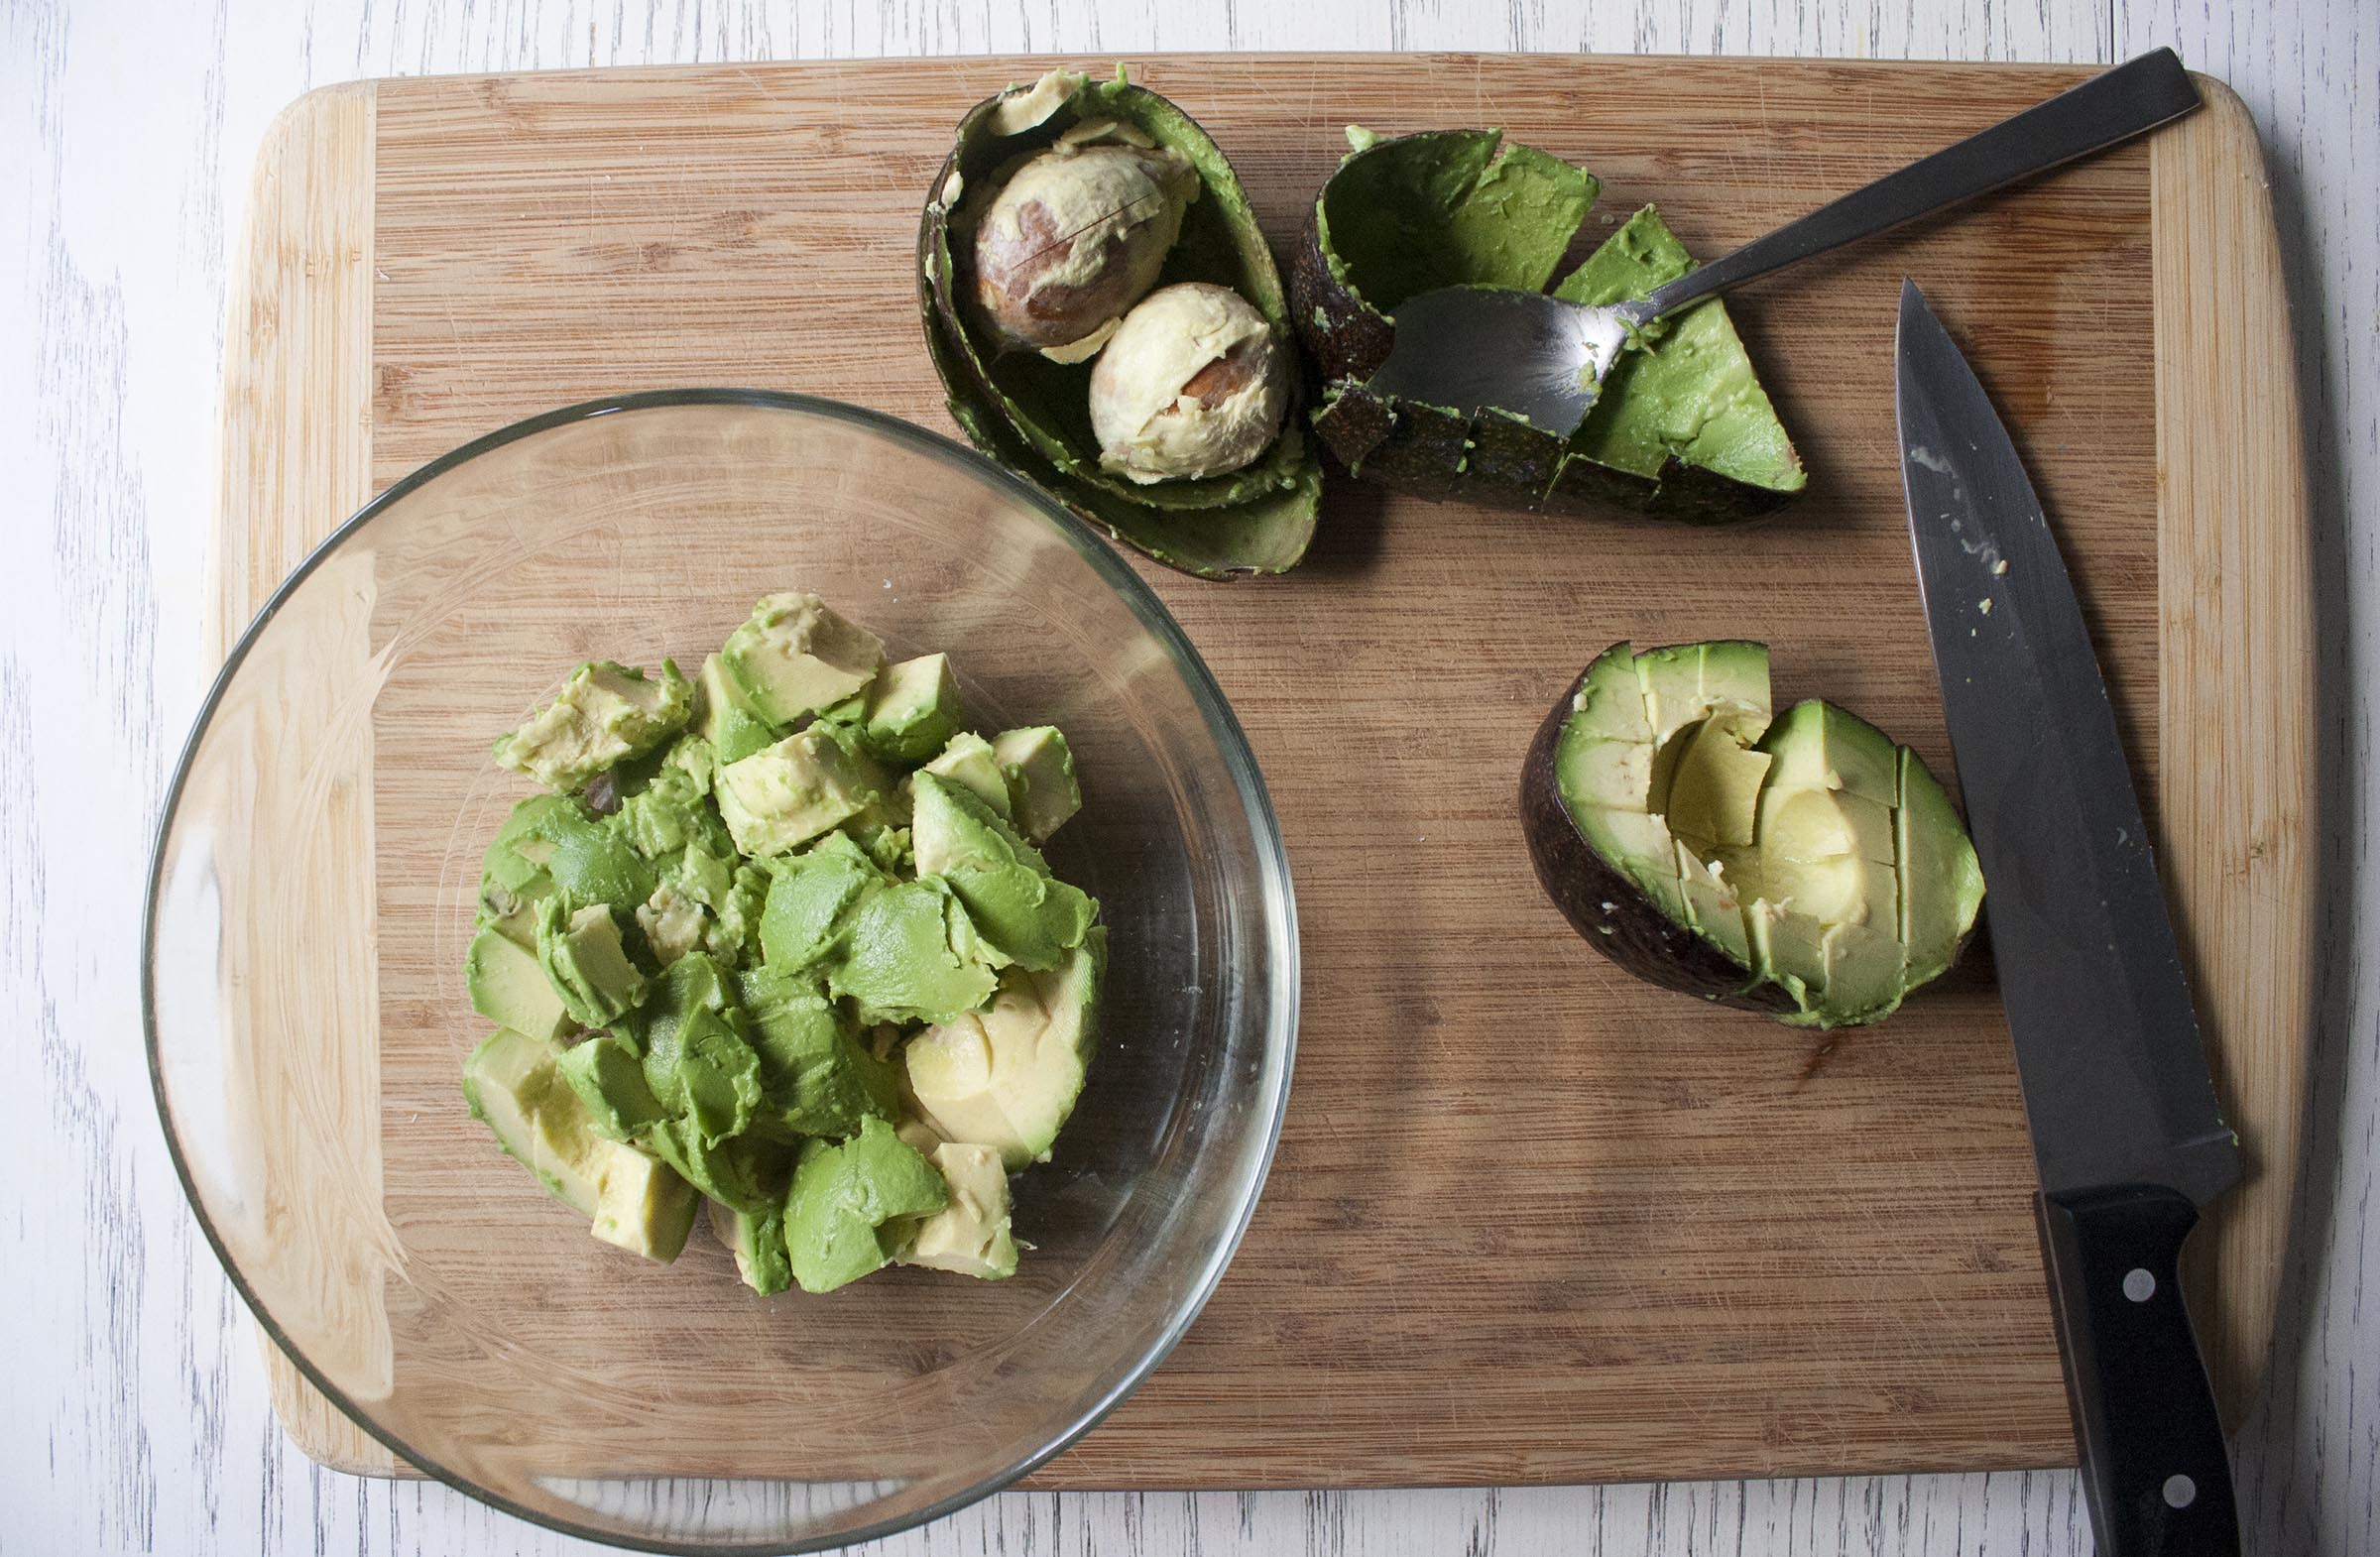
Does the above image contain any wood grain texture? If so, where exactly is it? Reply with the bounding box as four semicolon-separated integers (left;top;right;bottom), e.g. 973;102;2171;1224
215;49;2305;1497
7;2;2373;1555
210;77;400;1482
2148;78;2317;1440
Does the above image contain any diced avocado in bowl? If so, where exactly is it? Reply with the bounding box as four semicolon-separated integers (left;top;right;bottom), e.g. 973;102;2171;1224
1519;641;1982;1027
462;591;1105;1292
493;660;693;790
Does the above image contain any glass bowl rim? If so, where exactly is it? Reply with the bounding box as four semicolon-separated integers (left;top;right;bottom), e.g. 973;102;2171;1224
141;388;1302;1555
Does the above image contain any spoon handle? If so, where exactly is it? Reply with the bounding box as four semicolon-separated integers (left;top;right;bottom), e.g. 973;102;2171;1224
1635;49;2201;323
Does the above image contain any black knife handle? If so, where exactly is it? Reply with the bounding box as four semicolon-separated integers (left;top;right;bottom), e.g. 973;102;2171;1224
2035;1185;2240;1557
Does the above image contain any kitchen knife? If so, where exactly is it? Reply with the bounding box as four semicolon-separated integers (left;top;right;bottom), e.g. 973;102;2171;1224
1895;279;2242;1557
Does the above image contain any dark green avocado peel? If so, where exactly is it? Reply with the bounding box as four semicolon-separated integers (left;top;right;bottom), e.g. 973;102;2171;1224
920;68;1323;578
1292;127;1808;522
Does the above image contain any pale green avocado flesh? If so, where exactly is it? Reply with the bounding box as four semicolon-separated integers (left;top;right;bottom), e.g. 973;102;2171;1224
463;1027;698;1262
464;592;1102;1294
1317;128;1598;308
1553;641;1983;1026
782;1116;950;1293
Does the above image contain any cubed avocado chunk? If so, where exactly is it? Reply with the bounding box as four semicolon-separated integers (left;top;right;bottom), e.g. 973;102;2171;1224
1570;804;1687;920
1752;900;1904;1026
509;799;657;916
476;876;550;950
462;1027;697;1261
494;660;693;791
645;1122;788;1216
915;731;1012;816
535;900;650;1028
720;592;886;725
670;1014;762;1147
633;954;763;1145
910;773;1096;971
635;882;711;966
703;862;770;966
1559;736;1654;813
696;652;782;766
554;1030;671;1141
465;924;572;1041
738;964;900;1138
910;769;1042;879
1637;641;1770;804
757;832;885;975
616;741;731;862
902;931;1105;1170
850;654;966;765
482;792;574;901
715;728;881;858
782;1116;949;1294
889;1138;1018;1280
827;877;1001;1023
1760;783;1896;866
707;1198;792;1296
991;726;1082;841
1696;642;1772;718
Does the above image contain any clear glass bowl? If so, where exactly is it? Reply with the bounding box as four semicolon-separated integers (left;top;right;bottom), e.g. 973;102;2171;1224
144;392;1298;1553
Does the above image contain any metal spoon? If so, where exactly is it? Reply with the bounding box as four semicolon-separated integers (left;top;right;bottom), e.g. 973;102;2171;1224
1362;49;2202;437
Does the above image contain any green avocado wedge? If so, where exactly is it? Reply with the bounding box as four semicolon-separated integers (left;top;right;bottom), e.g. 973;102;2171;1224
1292;127;1806;522
1519;642;1982;1028
919;67;1323;579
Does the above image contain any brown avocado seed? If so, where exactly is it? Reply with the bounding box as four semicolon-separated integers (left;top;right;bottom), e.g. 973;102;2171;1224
969;128;1198;358
1088;282;1288;483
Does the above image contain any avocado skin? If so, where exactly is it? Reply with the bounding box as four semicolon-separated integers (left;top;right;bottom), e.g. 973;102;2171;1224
1518;664;1793;1016
1290;129;1801;525
916;76;1322;580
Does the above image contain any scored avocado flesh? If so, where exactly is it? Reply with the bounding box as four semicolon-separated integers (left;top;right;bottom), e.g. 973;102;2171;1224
1554;642;1982;1026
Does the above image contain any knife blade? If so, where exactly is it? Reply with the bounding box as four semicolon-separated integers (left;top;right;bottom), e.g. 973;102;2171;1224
1896;279;2242;1557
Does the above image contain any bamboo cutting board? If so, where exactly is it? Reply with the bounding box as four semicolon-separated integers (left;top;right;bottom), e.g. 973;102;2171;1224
216;54;2312;1489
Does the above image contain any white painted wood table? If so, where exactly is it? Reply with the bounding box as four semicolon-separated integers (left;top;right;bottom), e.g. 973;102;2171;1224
4;2;2371;1553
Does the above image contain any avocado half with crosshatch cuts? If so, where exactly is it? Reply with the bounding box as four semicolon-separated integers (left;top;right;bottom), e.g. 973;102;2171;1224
1520;641;1984;1028
1292;127;1808;521
920;67;1324;579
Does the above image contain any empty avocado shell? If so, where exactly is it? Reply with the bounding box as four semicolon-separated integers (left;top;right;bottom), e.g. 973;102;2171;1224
1292;128;1807;523
920;68;1323;579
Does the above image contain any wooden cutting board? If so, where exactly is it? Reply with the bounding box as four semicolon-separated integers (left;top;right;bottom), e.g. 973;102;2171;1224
217;53;2312;1489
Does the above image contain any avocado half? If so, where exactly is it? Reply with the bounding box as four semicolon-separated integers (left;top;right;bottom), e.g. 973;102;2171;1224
1520;641;1983;1027
920;69;1324;579
1292;129;1806;522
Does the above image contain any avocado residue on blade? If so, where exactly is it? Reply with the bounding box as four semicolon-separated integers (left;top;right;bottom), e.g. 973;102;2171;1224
1293;127;1808;522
